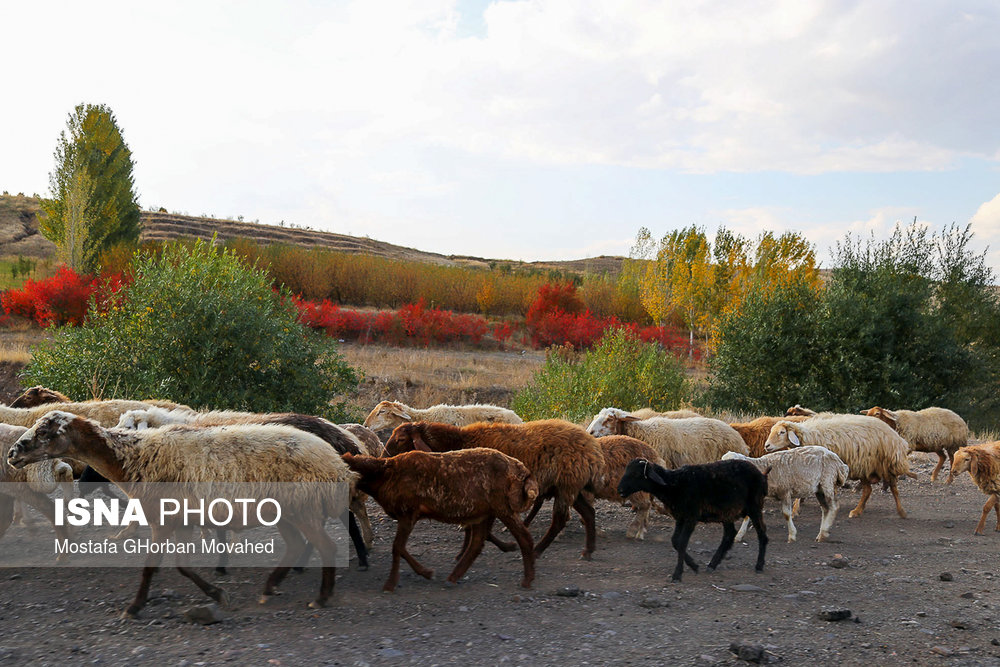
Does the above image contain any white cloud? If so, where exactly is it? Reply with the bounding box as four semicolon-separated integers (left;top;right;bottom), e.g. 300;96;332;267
970;192;1000;271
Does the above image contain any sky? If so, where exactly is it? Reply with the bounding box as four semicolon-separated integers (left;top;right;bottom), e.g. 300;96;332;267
3;1;1000;272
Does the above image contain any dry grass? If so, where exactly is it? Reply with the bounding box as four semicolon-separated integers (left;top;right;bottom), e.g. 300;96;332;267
0;328;48;363
340;343;544;418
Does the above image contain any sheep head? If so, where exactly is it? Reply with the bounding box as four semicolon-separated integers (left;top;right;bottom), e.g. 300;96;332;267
617;458;667;498
950;447;974;481
784;404;816;417
765;421;801;452
385;422;430;456
8;411;79;468
364;401;412;431
9;386;71;408
860;406;898;430
586;408;638;437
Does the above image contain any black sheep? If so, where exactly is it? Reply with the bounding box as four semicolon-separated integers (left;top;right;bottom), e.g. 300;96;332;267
618;458;769;582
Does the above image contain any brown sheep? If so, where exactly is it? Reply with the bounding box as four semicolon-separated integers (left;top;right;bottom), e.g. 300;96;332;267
950;442;1000;535
523;435;666;540
385;419;605;559
729;416;811;457
343;448;538;591
784;404;818;417
8;386;72;408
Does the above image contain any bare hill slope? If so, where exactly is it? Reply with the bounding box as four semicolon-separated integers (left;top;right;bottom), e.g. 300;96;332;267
0;195;625;274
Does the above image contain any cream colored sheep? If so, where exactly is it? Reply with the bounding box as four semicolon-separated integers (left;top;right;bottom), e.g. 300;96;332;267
8;411;358;617
586;408;748;467
363;400;522;432
723;447;849;542
0;424;73;549
629;408;701;420
950;442;1000;535
765;415;915;519
860;406;969;483
0;400;195;429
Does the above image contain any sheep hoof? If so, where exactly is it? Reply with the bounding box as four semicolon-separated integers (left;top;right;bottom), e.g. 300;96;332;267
974;531;985;537
214;589;231;609
848;510;862;518
258;595;271;605
308;600;326;609
214;567;228;576
292;567;305;574
357;564;369;572
579;552;592;561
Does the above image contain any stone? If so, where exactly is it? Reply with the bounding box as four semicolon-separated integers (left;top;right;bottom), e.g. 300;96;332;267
555;586;580;597
182;604;225;625
378;648;404;659
601;591;622;600
731;584;766;592
638;595;668;609
817;607;852;622
828;555;849;569
930;646;953;657
729;641;765;663
939;572;954;581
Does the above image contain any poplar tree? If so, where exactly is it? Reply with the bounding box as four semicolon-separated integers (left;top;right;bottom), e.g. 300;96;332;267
40;104;141;272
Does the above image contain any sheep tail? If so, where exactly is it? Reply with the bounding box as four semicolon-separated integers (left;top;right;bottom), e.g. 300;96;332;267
510;473;539;513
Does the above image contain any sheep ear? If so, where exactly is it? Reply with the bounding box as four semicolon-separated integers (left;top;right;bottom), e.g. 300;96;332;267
411;432;432;452
787;430;801;446
391;408;412;420
620;415;641;422
644;463;668;486
970;453;979;478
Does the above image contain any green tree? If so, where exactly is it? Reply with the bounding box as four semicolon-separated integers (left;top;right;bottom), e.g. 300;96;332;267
40;104;141;273
24;239;359;419
512;328;689;422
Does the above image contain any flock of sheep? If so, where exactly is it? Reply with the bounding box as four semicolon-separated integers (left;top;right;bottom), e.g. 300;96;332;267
1;388;998;619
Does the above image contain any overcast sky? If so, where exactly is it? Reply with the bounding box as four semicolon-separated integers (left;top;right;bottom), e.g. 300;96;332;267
3;1;1000;272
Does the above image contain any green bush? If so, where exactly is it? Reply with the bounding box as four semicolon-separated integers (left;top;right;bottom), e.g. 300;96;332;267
512;328;689;422
24;239;359;419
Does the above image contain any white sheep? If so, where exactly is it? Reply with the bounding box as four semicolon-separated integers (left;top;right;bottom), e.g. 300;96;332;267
860;406;969;483
764;415;915;519
8;411;358;617
586;408;748;467
629;408;701;420
723;447;849;543
363;400;522;432
0;424;73;549
0;400;195;429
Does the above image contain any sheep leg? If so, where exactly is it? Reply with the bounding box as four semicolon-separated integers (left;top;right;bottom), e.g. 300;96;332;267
533;495;571;557
994;494;1000;532
734;516;750;542
930;452;947;483
707;521;737;571
125;566;160;618
350;496;374;550
744;507;768;572
523;495;546;527
497;513;535;589
486;531;518;552
572;493;597;560
974;494;999;536
887;477;907;519
447;520;488;584
175;561;228;608
0;495;14;540
384;518;432;592
782;494;797;543
262;522;308;602
848;480;872;518
669;519;698;582
347;511;369;570
296;520;340;608
214;528;229;575
626;492;651;540
815;487;838;542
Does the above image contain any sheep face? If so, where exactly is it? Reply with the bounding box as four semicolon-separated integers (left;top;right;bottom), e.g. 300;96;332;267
364;401;412;431
860;406;898;430
385;423;421;456
617;458;662;498
764;422;801;452
586;408;636;437
951;449;974;478
9;386;70;408
7;411;77;468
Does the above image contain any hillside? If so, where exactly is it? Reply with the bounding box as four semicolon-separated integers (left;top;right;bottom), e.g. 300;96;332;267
0;195;626;274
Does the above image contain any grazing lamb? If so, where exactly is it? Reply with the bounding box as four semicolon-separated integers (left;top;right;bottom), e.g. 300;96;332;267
784;404;818;417
8;412;357;617
385;419;605;559
629;408;701;420
722;448;849;542
729;416;812;457
860;406;970;483
522;435;667;540
117;406;373;561
949;442;1000;535
764;415;915;518
363;401;522;432
617;458;769;582
343;448;538;591
587;408;748;467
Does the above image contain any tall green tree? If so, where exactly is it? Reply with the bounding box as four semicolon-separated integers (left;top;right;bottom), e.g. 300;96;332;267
40;104;141;273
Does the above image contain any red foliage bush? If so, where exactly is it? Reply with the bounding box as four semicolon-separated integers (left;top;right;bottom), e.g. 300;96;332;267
1;267;134;328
